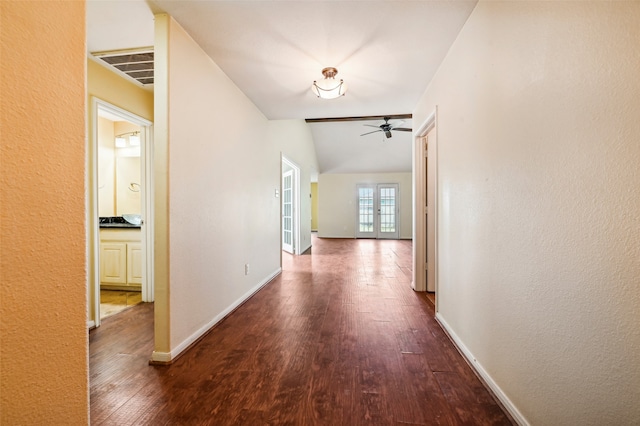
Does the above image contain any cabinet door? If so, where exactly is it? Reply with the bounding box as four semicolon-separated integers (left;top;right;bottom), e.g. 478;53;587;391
127;243;143;285
100;242;127;284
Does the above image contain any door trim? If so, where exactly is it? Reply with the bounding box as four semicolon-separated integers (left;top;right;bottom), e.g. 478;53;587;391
282;169;294;254
141;125;154;302
89;97;153;328
281;156;301;255
413;108;438;296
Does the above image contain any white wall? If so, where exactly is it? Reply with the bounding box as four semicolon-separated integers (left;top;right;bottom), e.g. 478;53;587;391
154;15;282;358
268;119;319;253
97;117;115;216
318;172;412;239
413;2;640;424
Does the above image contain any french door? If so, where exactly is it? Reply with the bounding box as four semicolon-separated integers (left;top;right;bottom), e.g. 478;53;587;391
282;169;294;253
356;183;399;239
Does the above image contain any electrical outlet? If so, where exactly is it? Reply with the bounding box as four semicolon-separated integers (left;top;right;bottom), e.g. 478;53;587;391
244;263;250;275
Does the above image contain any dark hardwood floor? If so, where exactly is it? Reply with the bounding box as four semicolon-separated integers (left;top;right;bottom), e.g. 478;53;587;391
90;236;512;425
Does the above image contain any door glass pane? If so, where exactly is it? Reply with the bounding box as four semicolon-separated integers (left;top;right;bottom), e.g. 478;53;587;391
379;187;396;233
283;173;293;251
358;187;374;232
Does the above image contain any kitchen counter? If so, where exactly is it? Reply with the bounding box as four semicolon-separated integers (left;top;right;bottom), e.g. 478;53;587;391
99;216;141;229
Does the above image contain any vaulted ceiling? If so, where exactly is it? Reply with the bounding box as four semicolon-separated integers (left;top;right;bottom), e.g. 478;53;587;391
87;0;477;174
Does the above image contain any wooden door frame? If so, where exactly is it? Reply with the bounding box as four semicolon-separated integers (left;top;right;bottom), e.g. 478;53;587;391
413;108;438;298
281;155;301;255
88;97;153;328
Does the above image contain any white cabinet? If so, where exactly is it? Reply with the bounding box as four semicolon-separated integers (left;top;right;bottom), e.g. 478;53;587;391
127;243;142;284
99;229;142;290
100;242;127;284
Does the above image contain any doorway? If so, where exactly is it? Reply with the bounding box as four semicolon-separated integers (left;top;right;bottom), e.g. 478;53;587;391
89;98;153;328
424;129;436;292
413;110;437;296
282;169;294;254
282;156;301;255
356;183;400;239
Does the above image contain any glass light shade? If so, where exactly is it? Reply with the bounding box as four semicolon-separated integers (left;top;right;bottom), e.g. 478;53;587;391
311;67;347;99
129;134;140;146
115;136;127;148
311;78;347;99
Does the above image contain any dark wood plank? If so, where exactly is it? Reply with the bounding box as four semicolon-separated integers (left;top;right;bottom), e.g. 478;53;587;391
90;235;513;425
434;371;513;425
305;114;412;123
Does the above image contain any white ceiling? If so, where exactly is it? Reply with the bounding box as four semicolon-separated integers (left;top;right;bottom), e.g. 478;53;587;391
309;118;413;174
87;0;477;174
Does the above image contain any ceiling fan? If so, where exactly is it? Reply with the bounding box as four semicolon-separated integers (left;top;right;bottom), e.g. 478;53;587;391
360;117;412;138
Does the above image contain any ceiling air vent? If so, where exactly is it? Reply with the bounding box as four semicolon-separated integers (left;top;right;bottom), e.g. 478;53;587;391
92;48;154;86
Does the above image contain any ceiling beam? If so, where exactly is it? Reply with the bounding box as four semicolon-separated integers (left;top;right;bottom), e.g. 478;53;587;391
305;114;412;123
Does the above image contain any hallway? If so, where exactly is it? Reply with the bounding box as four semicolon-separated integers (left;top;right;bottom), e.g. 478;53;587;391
90;236;512;425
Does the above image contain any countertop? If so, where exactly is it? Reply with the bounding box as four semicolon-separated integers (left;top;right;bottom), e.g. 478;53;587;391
99;216;141;229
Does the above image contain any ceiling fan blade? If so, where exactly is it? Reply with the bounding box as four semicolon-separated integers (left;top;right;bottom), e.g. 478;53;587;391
363;124;382;129
389;120;405;128
361;129;382;136
392;127;412;132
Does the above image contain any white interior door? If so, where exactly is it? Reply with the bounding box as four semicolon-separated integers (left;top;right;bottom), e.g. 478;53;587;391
356;185;376;238
425;128;437;292
356;183;399;239
413;115;437;293
282;169;294;254
377;184;399;239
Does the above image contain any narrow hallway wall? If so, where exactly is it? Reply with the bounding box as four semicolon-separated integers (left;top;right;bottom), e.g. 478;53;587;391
153;15;281;360
413;2;640;424
1;2;89;423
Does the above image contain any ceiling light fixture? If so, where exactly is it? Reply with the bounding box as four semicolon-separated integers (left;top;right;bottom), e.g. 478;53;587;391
115;131;140;147
128;133;140;146
311;67;347;99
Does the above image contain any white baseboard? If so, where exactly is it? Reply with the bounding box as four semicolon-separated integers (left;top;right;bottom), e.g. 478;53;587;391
87;320;96;329
150;268;282;364
435;313;529;426
299;242;312;254
150;350;172;363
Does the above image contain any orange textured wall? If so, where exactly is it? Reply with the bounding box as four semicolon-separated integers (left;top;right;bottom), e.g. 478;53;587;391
0;1;88;424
